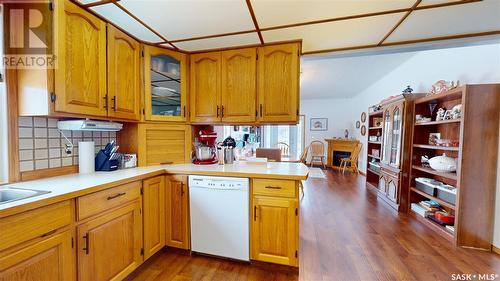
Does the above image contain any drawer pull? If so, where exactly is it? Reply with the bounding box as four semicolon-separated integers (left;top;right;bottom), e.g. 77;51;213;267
107;192;126;200
83;233;90;255
265;186;282;190
40;229;57;238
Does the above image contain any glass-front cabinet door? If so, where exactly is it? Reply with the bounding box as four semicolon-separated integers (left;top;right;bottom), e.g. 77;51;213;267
144;46;187;122
381;109;392;164
390;105;403;167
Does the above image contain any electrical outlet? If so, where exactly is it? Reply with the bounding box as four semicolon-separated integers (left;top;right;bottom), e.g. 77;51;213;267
64;143;73;156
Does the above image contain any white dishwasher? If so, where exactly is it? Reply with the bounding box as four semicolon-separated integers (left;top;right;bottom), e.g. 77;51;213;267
189;175;249;261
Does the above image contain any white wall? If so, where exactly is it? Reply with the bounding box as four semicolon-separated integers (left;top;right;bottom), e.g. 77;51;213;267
300;42;500;248
301;98;354;157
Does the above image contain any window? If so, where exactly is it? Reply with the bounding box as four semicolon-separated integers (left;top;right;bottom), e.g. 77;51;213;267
215;115;305;160
0;5;7;184
262;115;305;159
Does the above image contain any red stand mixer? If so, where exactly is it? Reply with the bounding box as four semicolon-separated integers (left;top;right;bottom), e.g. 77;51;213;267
193;130;218;165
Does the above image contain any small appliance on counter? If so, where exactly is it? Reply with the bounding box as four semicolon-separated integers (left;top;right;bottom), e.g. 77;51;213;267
95;141;120;171
222;136;237;164
193;130;218;165
120;154;137;169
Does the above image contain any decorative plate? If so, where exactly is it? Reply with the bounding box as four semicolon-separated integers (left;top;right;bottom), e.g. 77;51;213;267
356;121;360;129
361;125;366;136
361;112;367;123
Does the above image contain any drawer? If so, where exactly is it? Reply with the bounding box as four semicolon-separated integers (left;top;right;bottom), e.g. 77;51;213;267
252;179;296;198
0;201;72;252
77;181;141;220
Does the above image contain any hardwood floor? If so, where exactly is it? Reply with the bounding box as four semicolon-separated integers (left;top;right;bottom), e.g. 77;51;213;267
127;170;500;281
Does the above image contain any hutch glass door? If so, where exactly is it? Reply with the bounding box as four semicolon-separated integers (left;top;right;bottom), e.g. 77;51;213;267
381;109;392;164
390;106;402;167
150;54;182;117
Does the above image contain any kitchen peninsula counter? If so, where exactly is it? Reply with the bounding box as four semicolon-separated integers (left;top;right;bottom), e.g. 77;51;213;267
0;162;309;217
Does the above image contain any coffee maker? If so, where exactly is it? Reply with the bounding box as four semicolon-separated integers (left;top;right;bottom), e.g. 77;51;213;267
193;130;218;165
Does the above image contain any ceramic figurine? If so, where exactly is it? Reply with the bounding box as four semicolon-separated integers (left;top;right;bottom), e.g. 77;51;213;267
451;104;462;119
436;108;446;121
402;85;413;94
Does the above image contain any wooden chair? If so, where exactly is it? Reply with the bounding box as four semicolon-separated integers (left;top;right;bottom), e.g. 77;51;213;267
340;143;363;174
256;148;282;162
309;141;326;169
291;146;309;198
275;142;290;157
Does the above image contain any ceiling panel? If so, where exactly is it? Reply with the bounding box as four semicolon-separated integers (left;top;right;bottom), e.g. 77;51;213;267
91;4;163;43
262;13;405;52
170;33;261;52
119;0;255;41
418;0;460;7
252;0;415;28
386;0;500;42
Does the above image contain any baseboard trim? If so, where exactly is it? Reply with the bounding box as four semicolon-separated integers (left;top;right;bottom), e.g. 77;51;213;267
492;245;500;255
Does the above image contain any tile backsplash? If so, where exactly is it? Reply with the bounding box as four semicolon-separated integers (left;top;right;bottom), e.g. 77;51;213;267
18;117;117;172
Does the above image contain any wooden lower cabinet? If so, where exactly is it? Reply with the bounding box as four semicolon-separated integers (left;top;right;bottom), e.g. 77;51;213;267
165;175;190;249
77;201;142;281
251;196;298;267
0;230;75;281
143;176;166;259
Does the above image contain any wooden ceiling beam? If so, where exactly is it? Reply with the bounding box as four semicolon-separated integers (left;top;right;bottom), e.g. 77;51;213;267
82;0;118;8
246;0;264;44
112;2;179;50
378;0;422;46
169;29;257;44
301;30;500;55
260;0;481;32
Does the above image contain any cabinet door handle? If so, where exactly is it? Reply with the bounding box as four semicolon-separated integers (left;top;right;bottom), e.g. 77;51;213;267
217;106;220;118
83;233;90;255
107;192;126;200
253;205;257;221
103;96;108;110
180;182;185;196
259;104;263;117
111;96;117;111
183;106;186;118
265;186;282;190
40;229;57;238
221;105;224;118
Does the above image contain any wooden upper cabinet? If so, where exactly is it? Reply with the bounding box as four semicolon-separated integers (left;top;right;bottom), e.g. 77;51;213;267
54;0;107;117
143;176;166;259
107;25;141;120
221;48;257;123
77;201;142;281
257;43;300;123
0;231;75;281
165;175;190;249
190;52;221;123
144;46;188;122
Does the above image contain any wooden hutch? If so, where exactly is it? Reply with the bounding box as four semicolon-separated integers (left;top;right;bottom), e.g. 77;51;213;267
366;94;424;212
408;84;499;250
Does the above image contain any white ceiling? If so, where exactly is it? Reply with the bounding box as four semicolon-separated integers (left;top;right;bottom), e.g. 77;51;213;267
81;0;500;54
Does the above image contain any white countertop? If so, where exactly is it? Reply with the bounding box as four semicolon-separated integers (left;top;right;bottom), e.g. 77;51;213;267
0;162;309;217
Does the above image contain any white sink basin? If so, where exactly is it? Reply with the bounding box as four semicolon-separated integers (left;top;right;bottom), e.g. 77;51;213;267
0;188;50;205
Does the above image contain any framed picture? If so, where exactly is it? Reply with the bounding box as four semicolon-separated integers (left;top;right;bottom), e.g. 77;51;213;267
361;112;367;123
373;117;383;127
310;118;328;131
429;133;441;145
361;125;367;136
356;121;361;129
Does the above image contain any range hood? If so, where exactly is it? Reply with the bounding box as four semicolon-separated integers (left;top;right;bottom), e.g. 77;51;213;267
57;119;123;132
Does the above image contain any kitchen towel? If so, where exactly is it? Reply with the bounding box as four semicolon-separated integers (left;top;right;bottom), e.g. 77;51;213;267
78;141;95;174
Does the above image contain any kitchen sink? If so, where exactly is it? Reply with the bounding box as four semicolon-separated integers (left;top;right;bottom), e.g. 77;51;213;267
0;188;50;205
